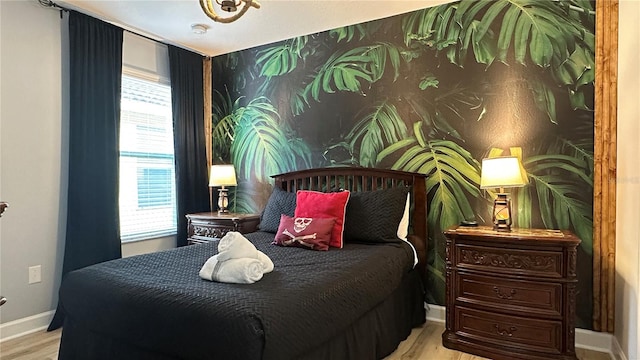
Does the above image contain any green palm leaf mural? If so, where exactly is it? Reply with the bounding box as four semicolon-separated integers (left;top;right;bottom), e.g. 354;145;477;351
256;36;309;77
303;42;401;103
407;81;483;141
229;180;261;214
347;100;408;167
378;132;481;231
230;97;312;182
329;24;368;43
211;90;243;162
403;0;594;124
523;153;593;254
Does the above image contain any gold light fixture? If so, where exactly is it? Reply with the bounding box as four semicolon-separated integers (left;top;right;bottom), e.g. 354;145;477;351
209;165;237;214
199;0;261;24
480;156;528;232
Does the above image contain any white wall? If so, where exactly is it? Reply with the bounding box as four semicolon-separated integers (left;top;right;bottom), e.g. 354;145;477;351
0;2;175;333
0;0;66;325
615;1;640;359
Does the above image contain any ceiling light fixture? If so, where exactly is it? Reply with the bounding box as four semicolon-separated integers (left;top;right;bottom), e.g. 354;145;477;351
199;0;261;24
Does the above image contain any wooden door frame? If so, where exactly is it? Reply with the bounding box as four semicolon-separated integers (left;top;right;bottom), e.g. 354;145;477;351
593;0;618;333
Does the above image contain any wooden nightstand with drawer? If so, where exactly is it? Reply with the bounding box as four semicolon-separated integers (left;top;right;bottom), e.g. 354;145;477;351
442;226;580;360
186;212;260;245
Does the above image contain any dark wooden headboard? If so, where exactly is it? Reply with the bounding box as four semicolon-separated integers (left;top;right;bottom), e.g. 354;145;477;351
272;167;428;280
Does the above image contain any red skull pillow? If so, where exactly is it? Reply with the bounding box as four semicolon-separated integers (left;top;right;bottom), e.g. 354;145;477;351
273;215;336;251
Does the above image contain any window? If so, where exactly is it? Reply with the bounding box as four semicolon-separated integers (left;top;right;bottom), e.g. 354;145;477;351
119;73;176;241
138;168;173;208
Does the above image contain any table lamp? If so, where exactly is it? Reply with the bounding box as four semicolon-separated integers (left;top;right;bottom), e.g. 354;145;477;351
209;164;237;214
480;156;528;231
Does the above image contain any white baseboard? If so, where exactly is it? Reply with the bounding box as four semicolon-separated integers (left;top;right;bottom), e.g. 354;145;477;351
426;304;616;358
611;335;628;360
576;328;615;355
426;303;446;323
0;310;55;342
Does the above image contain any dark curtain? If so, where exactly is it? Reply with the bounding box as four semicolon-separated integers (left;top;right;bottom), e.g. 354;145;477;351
169;46;209;247
48;11;123;331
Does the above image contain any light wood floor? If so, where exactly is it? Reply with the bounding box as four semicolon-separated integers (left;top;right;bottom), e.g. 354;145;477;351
0;322;612;360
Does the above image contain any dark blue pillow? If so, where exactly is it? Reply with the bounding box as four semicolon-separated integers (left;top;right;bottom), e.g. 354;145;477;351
343;186;410;243
259;187;297;233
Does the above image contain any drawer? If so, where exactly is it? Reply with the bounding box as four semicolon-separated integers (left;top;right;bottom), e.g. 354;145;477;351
455;306;562;354
456;273;562;318
455;244;563;278
190;223;232;239
235;217;260;233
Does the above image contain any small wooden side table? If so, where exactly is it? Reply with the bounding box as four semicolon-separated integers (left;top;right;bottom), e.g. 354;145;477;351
186;212;260;245
442;226;580;360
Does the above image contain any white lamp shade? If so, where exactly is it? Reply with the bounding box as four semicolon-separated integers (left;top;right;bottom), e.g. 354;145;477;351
480;156;528;189
209;165;237;187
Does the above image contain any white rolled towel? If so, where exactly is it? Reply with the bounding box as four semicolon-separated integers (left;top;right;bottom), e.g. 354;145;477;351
217;232;274;273
199;254;264;284
218;231;257;258
256;251;274;273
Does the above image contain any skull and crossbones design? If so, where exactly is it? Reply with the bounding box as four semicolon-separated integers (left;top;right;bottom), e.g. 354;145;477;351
282;217;317;248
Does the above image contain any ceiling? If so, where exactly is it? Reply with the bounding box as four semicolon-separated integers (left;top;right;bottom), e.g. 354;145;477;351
56;0;454;57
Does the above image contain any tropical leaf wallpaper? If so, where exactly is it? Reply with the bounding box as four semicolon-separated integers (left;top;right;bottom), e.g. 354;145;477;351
211;0;596;329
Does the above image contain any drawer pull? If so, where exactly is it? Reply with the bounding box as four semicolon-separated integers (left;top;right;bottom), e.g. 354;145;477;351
494;324;518;337
493;286;517;299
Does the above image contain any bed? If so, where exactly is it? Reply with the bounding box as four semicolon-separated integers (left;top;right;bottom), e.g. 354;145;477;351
57;167;428;360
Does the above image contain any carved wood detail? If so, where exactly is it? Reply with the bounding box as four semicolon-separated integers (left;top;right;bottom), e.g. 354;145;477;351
568;247;577;277
567;283;577;352
193;225;232;239
460;249;557;272
185;212;260;245
493;286;516;300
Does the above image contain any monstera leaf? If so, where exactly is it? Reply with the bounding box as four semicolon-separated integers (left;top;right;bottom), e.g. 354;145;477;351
256;36;309;77
230;97;311;182
406;81;483;141
211;90;244;162
523;153;593;253
347;100;408;167
303;42;401;102
228;180;261;214
378;130;481;232
329;24;368;43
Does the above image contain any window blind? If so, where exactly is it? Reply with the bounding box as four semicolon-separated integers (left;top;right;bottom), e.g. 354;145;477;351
119;74;176;242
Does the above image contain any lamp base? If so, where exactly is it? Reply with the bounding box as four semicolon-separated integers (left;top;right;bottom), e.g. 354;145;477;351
492;193;512;232
493;222;512;232
217;187;230;214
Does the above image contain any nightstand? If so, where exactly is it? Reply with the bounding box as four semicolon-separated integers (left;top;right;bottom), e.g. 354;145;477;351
186;212;260;245
442;226;580;360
